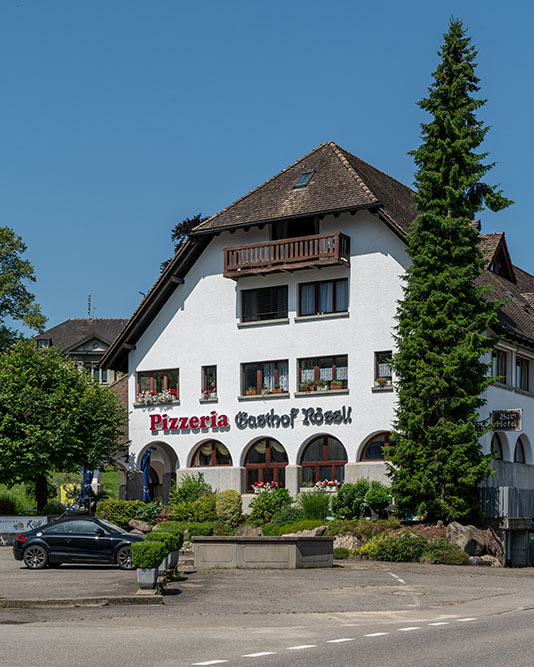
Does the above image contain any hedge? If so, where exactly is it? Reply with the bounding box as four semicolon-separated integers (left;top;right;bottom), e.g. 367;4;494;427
131;541;167;569
95;500;144;529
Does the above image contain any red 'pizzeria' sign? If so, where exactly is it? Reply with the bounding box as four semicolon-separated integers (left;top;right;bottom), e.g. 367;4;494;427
149;411;229;432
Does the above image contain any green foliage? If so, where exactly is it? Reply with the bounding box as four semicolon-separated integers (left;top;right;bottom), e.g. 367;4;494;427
421;538;469;565
0;226;47;351
215;489;242;529
0;492;18;515
100;465;121;500
271;505;304;526
155;520;187;533
323;518;400;539
193;494;218;523
332;480;369;520
298;490;330;520
170;472;213;505
358;530;429;562
365;481;392;518
249;487;293;524
187;521;214;537
333;547;351;560
170;500;195;522
145;529;183;553
96;500;144;529
389;19;511;522
131;541;167;569
0;483;34;513
42;501;64;515
263;519;324;536
0;341;127;510
134;501;164;524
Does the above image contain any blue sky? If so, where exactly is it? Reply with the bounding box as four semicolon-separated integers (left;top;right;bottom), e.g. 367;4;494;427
1;0;532;331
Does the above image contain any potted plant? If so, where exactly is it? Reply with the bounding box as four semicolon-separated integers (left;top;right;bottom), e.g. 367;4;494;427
246;386;257;396
302;380;316;392
261;384;270;395
330;380;345;390
375;376;391;388
316;379;329;392
131;541;167;589
272;384;284;394
144;531;176;575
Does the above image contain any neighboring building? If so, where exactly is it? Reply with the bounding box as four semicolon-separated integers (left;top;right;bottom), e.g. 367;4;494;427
101;142;534;550
35;318;128;385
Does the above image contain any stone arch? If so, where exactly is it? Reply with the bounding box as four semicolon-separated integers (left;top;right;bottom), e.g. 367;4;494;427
491;431;511;462
242;437;288;492
514;434;531;464
137;442;179;502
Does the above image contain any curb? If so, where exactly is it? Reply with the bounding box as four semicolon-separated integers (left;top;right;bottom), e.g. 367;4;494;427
0;594;164;609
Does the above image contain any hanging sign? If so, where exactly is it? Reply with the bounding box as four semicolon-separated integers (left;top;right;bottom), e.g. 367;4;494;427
492;409;522;431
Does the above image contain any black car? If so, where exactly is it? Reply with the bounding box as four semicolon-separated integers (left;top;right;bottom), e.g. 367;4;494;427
13;517;144;570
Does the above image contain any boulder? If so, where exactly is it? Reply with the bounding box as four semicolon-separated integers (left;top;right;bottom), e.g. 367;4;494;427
128;528;145;536
128;519;152;533
468;556;492;566
235;525;263;537
334;534;361;551
485;527;505;565
284;526;327;537
480;555;501;567
446;522;486;556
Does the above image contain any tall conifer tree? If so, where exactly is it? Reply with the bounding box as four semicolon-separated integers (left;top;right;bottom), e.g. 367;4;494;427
387;19;512;522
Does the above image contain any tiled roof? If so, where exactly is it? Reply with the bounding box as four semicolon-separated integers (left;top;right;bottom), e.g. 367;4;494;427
35;318;129;352
193;142;418;236
479;232;503;264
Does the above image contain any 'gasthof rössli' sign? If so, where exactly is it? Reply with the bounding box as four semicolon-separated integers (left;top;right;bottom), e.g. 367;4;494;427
149;406;352;433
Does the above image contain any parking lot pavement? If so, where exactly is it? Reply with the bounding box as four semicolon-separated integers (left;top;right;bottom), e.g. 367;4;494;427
0;546;138;603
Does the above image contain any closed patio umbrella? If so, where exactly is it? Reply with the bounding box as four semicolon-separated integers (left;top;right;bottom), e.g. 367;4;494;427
140;448;151;502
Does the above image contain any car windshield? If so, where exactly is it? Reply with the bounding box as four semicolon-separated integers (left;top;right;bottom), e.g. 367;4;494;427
98;519;127;534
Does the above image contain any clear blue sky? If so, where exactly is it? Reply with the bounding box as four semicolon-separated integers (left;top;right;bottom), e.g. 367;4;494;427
1;0;532;331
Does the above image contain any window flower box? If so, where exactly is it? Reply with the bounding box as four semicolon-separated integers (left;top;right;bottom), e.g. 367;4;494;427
136;390;179;405
252;481;280;494
246;387;258;396
314;480;340;492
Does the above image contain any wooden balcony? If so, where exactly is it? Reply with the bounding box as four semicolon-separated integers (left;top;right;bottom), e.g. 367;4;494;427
223;232;350;279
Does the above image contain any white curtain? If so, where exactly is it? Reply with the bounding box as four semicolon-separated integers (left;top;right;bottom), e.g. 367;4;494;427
278;361;289;390
335;280;348;311
262;363;275;391
318;282;333;313
301;284;315;315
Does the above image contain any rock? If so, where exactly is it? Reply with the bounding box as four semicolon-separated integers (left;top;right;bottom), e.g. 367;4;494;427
468;556;492;566
284;526;327;537
235;525;263;537
128;519;152;533
436;520;444;529
481;555;501;567
446;522;486;556
334;534;361;551
485;527;505;565
128;528;145;536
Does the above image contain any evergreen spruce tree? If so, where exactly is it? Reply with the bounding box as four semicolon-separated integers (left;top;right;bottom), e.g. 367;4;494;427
387;19;512;522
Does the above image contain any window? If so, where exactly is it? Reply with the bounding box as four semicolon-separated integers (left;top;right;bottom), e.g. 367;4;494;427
272;217;317;240
514;437;526;464
375;351;392;387
192;441;232;466
137;369;179;397
36;339;51;349
202;365;217;396
245;438;288;491
294;171;315;189
299;279;348;316
241;360;289;395
241;285;288;322
491;433;503;461
491;350;507;383
360;432;390;461
91;367;107;383
300;436;347;486
298;355;348;391
516;356;530;391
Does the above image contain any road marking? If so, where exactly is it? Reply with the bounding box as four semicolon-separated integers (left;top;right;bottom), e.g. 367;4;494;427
192;662;228;666
388;572;407;584
428;622;449;626
326;638;356;643
287;645;317;650
456;618;477;622
398;626;421;631
242;652;276;657
364;632;389;637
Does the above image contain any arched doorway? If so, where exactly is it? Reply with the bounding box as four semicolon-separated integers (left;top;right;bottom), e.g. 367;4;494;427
244;438;288;492
300;435;347;485
137;443;179;503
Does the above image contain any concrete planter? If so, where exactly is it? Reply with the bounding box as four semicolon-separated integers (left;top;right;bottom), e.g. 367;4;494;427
136;567;159;589
157;555;169;576
168;550;179;569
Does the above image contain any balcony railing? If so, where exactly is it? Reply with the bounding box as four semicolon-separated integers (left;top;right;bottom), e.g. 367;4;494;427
223;232;350;279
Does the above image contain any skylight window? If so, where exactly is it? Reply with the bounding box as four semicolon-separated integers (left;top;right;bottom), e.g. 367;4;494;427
294;171;315;189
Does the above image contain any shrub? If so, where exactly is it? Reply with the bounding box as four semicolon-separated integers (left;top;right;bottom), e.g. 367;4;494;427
333;547;351;559
192;494;218;523
216;489;242;529
134;501;164;524
271;505;304;526
95;500;144;529
131;541;167;569
0;484;34;514
0;492;19;515
145;528;184;553
421;538;469;565
187;521;214;537
358;530;428;562
298;490;330;520
249;487;293;524
42;501;65;515
155;520;187;533
365;481;392;518
170;472;213;505
170;500;195;522
331;480;369;520
263;519;325;536
324;517;400;539
212;520;235;536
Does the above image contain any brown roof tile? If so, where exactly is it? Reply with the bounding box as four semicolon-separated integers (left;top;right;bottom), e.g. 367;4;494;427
35;318;129;352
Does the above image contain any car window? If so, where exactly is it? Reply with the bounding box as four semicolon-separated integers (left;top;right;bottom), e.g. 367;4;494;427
98;519;127;534
44;523;67;534
63;521;102;534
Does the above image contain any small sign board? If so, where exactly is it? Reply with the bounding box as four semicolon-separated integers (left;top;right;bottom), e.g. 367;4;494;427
492;409;522;431
0;516;47;534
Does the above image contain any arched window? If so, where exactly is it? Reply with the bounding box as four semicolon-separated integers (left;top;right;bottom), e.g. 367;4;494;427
245;439;288;492
360;432;390;461
300;436;347;486
192;441;232;467
491;433;503;461
514;436;526;464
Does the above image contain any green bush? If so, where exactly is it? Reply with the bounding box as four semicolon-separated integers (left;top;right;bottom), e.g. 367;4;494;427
145;528;184;553
216;489;242;529
192;494;218;522
271;505;304;526
298;490;330;520
358;530;428;562
131;541;167;569
365;481;392;518
170;500;195;522
134;501;164;524
187;521;214;537
42;501;65;515
0;484;34;513
331;480;369;520
249;487;293;524
170;472;213;505
333;547;351;559
324;518;400;539
155;520;188;533
212;520;235;536
95;500;144;529
421;538;469;565
263;519;325;536
0;492;19;515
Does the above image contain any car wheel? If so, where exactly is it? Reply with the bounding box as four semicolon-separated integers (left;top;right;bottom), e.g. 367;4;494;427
116;545;134;570
23;545;48;569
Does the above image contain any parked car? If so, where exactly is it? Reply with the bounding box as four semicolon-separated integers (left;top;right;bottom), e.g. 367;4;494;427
12;517;144;570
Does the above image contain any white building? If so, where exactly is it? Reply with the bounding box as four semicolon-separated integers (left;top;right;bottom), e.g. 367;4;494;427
102;142;534;520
